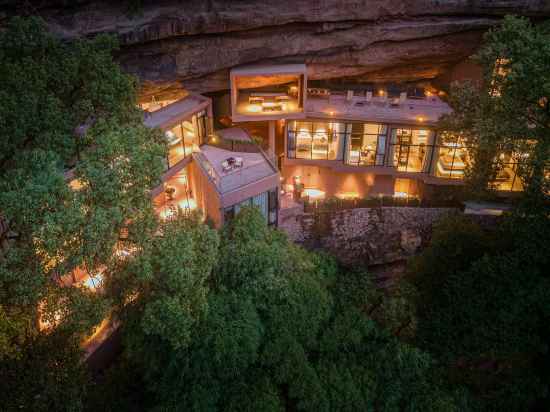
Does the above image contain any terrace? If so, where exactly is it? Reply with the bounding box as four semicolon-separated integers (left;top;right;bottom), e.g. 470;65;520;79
230;64;307;122
304;89;451;125
195;143;279;206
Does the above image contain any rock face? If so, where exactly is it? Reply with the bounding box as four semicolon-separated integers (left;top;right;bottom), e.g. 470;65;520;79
279;206;459;265
2;1;550;100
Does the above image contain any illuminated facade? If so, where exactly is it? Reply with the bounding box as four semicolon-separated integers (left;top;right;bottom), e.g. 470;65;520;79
227;63;526;202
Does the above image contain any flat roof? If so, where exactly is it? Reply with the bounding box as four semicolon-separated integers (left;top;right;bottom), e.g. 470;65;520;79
305;94;451;125
216;127;252;142
231;63;307;76
199;145;277;194
143;94;210;130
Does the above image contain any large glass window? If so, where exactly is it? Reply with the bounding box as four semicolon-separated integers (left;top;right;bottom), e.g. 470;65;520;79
223;189;278;226
433;133;472;179
287;121;345;160
389;128;434;172
345;123;387;166
165;112;208;169
492;150;526;191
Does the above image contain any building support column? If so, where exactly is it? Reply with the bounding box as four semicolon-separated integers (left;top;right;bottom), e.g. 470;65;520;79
268;120;276;158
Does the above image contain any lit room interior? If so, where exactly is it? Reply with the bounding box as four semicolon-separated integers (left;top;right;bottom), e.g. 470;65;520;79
287;120;345;160
164;118;204;168
154;169;197;220
391;128;434;172
434;135;471;179
231;64;306;121
346;123;387;166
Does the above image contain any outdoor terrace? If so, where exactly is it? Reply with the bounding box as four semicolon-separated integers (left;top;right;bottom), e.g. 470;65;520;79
305;91;451;125
195;145;278;201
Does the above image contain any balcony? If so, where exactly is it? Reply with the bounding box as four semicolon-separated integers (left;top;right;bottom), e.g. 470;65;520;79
305;90;451;126
230;64;307;122
194;143;279;208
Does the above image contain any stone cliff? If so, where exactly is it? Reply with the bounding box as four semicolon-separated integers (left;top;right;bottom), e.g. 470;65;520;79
2;1;549;101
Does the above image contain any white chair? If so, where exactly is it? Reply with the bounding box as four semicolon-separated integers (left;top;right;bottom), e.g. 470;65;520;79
399;92;407;104
221;160;231;172
366;91;373;103
234;157;243;168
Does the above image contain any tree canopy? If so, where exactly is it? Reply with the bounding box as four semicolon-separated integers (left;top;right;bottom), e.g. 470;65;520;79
411;213;550;411
439;16;550;207
112;207;469;412
0;17;165;411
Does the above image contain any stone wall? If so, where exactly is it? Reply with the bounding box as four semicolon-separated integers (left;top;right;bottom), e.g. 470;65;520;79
279;206;458;266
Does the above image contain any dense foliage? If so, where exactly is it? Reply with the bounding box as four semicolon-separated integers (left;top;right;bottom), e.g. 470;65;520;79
439;16;550;207
411;213;550;411
0;17;165;411
94;207;467;412
1;13;548;412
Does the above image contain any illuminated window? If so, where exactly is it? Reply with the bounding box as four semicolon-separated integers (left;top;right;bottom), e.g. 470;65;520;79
492;150;526;192
287;121;346;161
345;122;387;166
490;58;510;97
165;111;208;169
389;128;435;172
434;133;472;179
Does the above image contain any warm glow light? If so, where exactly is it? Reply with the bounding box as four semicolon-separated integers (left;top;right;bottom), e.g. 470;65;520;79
417;116;424;122
302;188;325;200
426;90;432;97
69;179;84;191
394;191;409;198
378;89;385;96
247;104;262;113
158;199;198;221
336;192;359;200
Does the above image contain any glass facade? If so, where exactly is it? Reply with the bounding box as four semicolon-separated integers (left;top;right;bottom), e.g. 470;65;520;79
165;110;208;169
223;188;278;226
287;120;346;160
433;133;472;179
389;128;434;172
284;119;526;194
345;123;387;166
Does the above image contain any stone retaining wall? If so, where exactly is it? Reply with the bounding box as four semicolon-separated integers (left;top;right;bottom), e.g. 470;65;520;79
279;206;459;266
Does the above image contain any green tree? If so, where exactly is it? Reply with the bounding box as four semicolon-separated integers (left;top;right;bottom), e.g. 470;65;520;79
440;16;550;207
412;213;550;411
0;16;166;412
118;208;468;412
